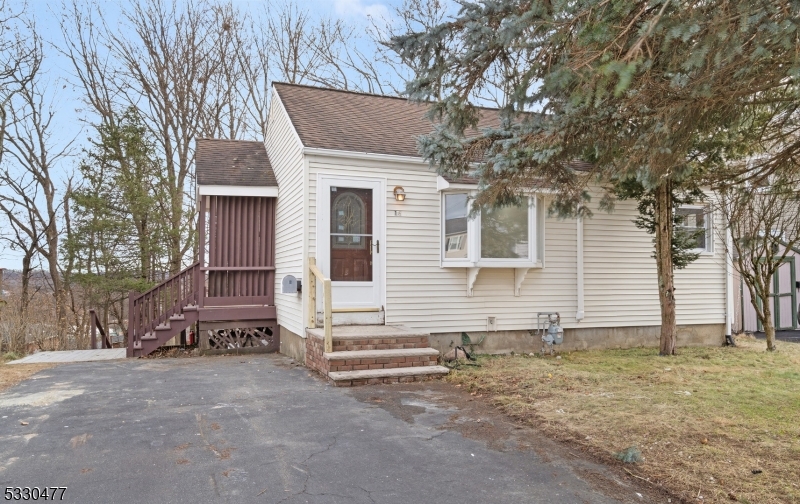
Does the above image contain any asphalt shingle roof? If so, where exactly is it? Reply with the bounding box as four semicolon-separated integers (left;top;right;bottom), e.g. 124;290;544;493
196;139;277;187
273;83;502;159
273;84;592;182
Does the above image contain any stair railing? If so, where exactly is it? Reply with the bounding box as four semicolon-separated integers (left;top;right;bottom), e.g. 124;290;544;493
307;257;332;353
128;261;201;354
89;309;111;349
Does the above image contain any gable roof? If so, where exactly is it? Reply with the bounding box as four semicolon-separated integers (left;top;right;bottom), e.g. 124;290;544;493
273;83;593;185
273;83;502;159
196;139;277;187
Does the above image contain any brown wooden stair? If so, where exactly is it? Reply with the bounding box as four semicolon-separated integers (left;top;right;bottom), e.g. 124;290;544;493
305;325;449;386
128;263;201;358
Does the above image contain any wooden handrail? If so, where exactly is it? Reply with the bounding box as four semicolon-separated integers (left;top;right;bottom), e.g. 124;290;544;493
308;257;333;353
132;261;201;301
200;266;276;271
89;309;111;349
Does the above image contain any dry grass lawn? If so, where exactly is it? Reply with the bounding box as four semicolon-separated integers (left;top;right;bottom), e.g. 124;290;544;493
0;358;54;393
447;336;800;504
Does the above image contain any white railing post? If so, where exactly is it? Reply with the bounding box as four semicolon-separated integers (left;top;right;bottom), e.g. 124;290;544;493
308;257;332;353
308;257;317;329
323;278;332;353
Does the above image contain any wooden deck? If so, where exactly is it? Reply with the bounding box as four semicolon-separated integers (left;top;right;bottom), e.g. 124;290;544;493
9;349;127;364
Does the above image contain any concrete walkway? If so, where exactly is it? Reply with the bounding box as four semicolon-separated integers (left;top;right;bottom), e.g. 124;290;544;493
0;354;659;504
9;348;126;364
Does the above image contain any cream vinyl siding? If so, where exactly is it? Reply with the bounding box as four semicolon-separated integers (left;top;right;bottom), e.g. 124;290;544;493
306;153;726;333
307;154;578;333
674;205;727;324
267;93;305;335
582;197;726;327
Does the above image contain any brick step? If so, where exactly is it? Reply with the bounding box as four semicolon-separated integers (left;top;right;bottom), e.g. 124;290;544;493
307;325;430;352
324;348;439;372
328;365;450;387
305;325;445;384
307;325;429;340
335;339;429;352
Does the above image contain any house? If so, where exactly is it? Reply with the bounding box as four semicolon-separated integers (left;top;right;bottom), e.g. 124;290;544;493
733;243;798;332
127;83;732;385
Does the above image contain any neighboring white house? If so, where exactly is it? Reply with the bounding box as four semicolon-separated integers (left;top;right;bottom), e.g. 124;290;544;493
734;243;798;333
263;83;729;360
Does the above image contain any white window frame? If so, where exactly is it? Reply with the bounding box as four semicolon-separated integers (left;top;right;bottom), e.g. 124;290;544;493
676;204;713;255
440;190;544;268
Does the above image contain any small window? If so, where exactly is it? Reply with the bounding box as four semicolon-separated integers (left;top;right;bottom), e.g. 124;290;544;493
441;193;539;265
676;206;711;252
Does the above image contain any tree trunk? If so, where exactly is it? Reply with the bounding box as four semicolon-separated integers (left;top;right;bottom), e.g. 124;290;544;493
15;250;34;353
762;299;777;351
654;181;677;355
169;185;184;276
44;223;67;345
19;251;32;317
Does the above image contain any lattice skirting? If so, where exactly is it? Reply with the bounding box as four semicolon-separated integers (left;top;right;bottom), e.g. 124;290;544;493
206;324;279;352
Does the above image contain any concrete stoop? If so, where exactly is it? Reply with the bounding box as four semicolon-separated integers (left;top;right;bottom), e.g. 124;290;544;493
305;325;450;386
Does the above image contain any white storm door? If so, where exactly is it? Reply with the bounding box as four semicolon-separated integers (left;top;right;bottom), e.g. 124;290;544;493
318;176;384;309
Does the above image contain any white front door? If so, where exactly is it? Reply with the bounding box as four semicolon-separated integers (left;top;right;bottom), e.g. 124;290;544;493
318;176;384;310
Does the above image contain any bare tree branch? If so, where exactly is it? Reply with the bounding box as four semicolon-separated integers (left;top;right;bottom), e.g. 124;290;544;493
0;19;75;343
715;178;800;351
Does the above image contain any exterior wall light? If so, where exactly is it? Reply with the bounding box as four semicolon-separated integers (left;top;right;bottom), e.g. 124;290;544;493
393;186;406;201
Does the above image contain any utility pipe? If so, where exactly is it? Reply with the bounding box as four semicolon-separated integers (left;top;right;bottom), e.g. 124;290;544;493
725;225;735;344
576;207;585;322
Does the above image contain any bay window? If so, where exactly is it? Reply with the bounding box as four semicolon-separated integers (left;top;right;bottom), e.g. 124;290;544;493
481;203;530;259
441;192;543;267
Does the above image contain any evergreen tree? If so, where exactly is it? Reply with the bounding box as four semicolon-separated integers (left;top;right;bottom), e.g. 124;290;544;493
65;108;169;333
390;0;800;355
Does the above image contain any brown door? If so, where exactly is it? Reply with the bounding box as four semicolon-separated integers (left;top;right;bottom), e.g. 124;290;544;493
329;186;373;282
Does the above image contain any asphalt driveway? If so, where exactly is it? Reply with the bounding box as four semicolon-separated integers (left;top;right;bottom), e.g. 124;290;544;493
0;354;657;504
754;330;800;343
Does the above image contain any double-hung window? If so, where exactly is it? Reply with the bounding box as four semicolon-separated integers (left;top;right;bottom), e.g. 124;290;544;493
442;192;542;267
676;205;712;253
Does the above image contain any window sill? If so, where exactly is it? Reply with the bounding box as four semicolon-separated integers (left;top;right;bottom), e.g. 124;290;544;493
441;260;543;269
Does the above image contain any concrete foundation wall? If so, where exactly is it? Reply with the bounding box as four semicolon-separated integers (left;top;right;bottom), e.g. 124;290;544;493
279;323;724;362
279;326;306;363
428;323;725;355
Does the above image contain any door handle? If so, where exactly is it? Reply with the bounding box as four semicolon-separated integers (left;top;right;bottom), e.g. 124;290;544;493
372;239;380;254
